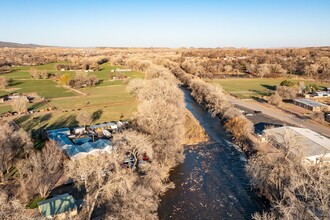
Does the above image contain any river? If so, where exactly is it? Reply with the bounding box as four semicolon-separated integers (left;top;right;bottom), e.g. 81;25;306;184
158;88;268;220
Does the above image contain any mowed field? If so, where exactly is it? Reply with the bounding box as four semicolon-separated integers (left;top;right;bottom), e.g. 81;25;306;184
0;62;143;130
208;78;330;99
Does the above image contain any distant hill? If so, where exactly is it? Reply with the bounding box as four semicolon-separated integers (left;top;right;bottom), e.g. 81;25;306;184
0;41;46;48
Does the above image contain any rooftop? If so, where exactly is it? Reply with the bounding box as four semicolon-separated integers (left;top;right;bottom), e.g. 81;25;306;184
264;126;330;158
37;193;77;217
293;98;328;107
47;127;112;158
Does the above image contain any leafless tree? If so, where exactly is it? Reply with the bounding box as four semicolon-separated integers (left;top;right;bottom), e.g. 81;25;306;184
89;74;99;87
65;152;137;220
76;111;92;128
10;96;28;113
0;190;26;220
268;91;283;107
276;85;299;100
16;140;64;198
0;77;8;89
131;77;185;167
247;129;330;219
0;122;32;183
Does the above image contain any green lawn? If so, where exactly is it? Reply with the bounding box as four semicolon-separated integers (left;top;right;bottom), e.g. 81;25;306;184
84;63;144;86
0;101;48;114
27;196;46;209
209;78;330;99
3;80;76;99
17;103;137;131
49;85;135;110
5;62;70;80
0;105;12;114
1;62;143;131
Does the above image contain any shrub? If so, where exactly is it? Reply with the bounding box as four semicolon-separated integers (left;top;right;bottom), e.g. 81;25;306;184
268;92;283;107
280;80;295;87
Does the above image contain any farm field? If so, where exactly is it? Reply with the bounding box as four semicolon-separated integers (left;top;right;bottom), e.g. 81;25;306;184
1;62;143;130
209;78;330;99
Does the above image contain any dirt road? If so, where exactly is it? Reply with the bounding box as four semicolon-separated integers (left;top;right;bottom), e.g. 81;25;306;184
226;95;330;138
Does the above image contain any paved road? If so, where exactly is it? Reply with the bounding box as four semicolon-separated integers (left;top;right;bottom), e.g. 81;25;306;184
226;95;330;138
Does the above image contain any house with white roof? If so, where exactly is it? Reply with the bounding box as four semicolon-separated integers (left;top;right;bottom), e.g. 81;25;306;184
263;126;330;164
47;127;112;159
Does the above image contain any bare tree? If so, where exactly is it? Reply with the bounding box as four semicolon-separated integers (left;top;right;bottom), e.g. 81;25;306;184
0;190;26;220
131;78;185;167
16;140;64;198
0;77;8;89
76;111;92;128
247;129;330;220
276;85;299;100
65;152;137;220
29;68;39;79
88;74;99;87
304;64;320;79
268;91;283;107
257;64;271;78
0;122;32;183
11;96;28;113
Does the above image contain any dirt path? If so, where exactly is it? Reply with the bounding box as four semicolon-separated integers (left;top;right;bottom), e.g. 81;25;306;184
226;95;330;138
62;85;87;96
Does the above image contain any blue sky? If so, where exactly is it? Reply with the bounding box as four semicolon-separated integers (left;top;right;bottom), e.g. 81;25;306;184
0;0;329;48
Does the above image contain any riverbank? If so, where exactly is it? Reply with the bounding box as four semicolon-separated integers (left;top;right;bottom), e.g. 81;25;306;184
183;109;208;145
158;87;268;219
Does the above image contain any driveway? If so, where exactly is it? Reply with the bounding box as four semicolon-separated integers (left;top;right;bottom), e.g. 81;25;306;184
226;95;330;138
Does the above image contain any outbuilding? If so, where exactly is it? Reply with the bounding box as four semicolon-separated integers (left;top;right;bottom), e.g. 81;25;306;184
37;193;78;220
293;98;330;112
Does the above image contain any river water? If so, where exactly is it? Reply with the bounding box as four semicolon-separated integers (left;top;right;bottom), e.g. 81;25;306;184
158;88;268;220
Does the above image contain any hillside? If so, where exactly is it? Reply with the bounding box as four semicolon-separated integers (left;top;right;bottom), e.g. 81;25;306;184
0;41;45;48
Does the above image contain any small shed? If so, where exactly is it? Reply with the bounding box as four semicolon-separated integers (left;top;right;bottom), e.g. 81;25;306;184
37;193;78;220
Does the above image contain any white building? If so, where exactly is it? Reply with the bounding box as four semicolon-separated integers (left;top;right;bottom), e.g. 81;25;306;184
47;128;112;159
313;91;330;98
263;126;330;164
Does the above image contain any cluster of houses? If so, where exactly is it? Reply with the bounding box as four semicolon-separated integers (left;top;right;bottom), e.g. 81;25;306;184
46;121;128;159
36;121;135;219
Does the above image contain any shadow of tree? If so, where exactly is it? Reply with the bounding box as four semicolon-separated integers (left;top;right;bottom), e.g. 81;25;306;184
39;113;52;122
254;122;282;134
91;109;103;123
28;101;46;111
46;114;79;130
96;79;104;86
261;84;276;91
15;115;32;125
250;89;271;97
8;80;23;87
